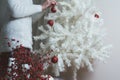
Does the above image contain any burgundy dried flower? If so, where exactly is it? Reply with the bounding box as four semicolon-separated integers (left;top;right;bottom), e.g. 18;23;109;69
0;39;57;80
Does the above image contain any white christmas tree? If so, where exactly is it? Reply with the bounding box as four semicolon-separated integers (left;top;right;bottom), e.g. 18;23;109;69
34;0;111;80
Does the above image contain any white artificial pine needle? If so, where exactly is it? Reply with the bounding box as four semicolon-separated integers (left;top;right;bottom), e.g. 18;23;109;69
33;0;111;80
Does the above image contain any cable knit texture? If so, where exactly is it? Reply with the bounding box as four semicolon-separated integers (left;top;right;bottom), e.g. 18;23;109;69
0;0;42;52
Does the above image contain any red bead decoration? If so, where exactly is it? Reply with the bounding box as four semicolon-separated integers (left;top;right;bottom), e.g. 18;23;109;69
51;7;56;13
51;56;58;63
47;20;54;26
95;14;99;18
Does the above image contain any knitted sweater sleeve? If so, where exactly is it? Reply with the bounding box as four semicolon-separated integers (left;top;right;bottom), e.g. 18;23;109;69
8;0;42;18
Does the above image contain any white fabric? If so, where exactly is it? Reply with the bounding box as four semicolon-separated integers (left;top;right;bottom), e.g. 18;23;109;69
8;0;42;18
0;0;42;52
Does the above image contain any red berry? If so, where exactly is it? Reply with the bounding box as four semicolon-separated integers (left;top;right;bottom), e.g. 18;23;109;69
20;44;23;48
51;56;58;63
51;7;56;13
95;14;99;18
47;20;54;26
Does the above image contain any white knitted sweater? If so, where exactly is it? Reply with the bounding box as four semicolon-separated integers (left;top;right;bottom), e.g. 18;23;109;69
0;0;42;52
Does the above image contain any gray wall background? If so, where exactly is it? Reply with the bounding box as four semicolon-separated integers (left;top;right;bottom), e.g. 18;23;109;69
83;0;120;80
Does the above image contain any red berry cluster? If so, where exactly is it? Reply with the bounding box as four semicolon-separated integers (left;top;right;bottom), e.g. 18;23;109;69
7;46;51;80
0;45;55;80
